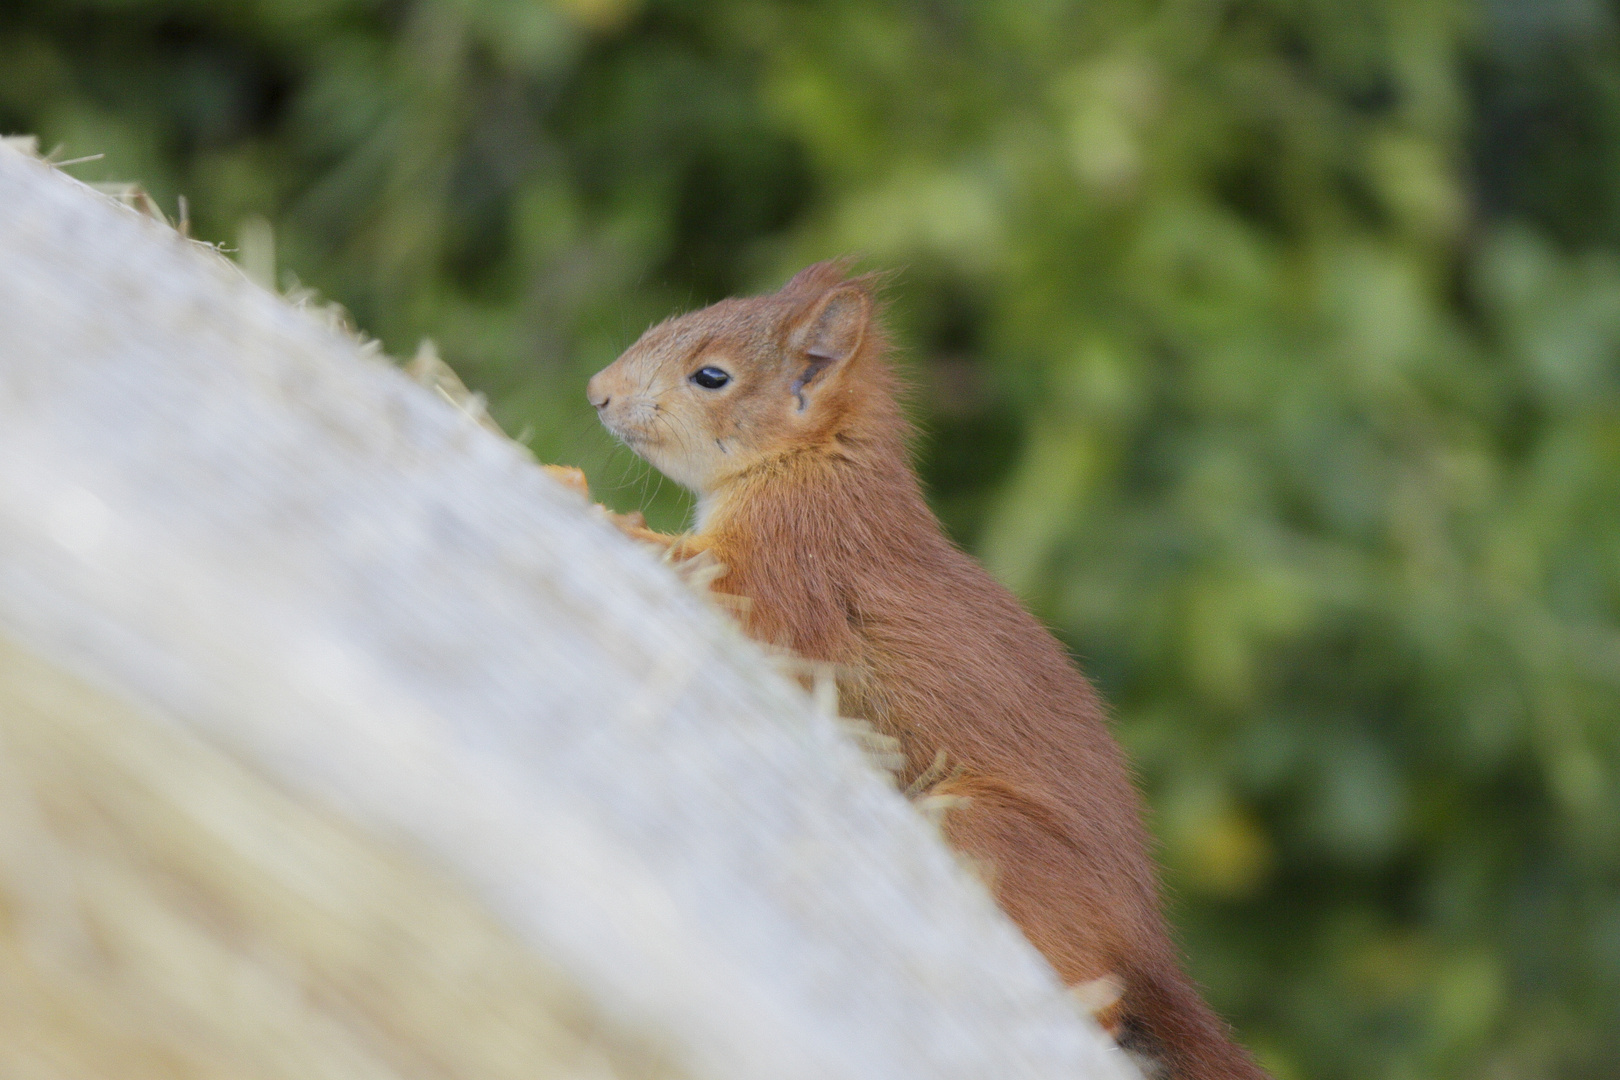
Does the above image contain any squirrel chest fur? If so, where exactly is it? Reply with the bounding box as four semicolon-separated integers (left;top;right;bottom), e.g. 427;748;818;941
584;261;1267;1080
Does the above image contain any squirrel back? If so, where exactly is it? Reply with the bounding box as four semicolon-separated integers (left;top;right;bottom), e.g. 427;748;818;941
586;261;1268;1080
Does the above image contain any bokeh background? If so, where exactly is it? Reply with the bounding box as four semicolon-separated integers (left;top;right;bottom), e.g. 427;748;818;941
4;1;1618;1076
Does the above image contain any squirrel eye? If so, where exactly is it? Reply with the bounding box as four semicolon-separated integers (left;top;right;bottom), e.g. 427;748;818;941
690;366;731;390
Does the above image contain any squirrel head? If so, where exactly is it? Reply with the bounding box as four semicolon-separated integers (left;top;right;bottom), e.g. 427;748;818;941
587;260;888;495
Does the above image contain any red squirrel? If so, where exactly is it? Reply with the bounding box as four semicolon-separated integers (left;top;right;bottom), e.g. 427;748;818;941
579;261;1267;1080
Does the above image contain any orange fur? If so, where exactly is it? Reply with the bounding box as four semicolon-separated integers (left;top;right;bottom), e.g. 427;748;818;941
584;261;1267;1080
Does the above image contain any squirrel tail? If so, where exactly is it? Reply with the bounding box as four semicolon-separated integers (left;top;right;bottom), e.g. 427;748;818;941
1119;962;1270;1080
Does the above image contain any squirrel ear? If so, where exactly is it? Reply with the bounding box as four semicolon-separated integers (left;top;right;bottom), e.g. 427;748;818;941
801;285;869;363
788;284;870;410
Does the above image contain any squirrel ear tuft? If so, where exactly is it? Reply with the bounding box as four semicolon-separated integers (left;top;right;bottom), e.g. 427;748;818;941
779;257;859;299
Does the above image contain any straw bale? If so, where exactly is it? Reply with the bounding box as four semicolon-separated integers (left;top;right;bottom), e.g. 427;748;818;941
0;635;673;1080
0;142;1130;1080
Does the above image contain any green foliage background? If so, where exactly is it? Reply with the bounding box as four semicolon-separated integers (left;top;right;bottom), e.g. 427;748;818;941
4;1;1619;1076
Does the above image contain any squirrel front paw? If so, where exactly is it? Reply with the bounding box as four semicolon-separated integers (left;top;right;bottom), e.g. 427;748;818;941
542;464;591;498
542;466;644;528
542;463;710;571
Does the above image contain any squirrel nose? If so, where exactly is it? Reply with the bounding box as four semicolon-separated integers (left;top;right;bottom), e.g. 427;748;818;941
586;373;610;411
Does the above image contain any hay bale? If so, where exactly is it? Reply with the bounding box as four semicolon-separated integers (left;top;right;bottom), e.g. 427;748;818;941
0;636;672;1080
0;143;1129;1080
